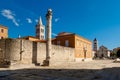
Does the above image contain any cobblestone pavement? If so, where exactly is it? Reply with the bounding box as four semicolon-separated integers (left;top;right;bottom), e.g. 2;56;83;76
0;60;120;80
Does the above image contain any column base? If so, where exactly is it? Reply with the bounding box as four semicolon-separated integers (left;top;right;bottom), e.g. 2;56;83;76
42;60;50;66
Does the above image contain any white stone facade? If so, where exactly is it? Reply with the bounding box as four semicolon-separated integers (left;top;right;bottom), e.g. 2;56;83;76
98;45;108;58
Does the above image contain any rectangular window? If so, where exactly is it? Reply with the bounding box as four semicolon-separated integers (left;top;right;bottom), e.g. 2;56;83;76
41;29;44;33
1;37;3;39
42;29;44;33
1;29;4;33
41;29;42;33
65;40;69;47
57;41;60;45
41;36;43;39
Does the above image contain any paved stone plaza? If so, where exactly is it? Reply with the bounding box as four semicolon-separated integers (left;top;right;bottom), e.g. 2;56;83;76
0;60;120;80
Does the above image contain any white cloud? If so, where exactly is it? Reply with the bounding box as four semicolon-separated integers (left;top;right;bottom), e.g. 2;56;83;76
1;9;19;26
26;18;32;23
52;33;58;36
55;18;60;22
13;19;19;26
35;19;38;23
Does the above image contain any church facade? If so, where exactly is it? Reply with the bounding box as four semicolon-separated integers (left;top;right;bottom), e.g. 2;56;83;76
93;38;110;58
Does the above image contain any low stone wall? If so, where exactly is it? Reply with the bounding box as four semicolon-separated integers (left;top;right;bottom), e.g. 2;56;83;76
0;39;33;65
0;39;75;66
33;42;75;65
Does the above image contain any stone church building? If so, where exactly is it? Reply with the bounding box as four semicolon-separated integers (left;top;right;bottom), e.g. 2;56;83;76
93;38;110;58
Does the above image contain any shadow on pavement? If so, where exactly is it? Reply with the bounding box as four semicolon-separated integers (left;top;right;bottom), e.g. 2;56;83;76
0;67;120;80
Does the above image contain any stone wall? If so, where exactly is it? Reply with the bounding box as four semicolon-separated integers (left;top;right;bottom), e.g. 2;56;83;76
33;42;75;65
51;45;74;61
22;40;33;64
0;39;33;64
0;39;75;65
0;39;5;63
5;39;21;61
36;42;46;64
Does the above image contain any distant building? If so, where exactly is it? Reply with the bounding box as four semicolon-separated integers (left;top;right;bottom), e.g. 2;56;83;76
93;38;98;51
52;32;92;61
93;38;98;57
36;17;45;40
20;36;40;41
93;38;112;59
98;45;108;58
19;36;47;43
0;25;8;39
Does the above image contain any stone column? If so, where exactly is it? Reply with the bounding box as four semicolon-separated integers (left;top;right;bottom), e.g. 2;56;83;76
45;9;52;66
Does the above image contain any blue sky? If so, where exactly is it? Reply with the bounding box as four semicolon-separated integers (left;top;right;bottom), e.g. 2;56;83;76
0;0;120;50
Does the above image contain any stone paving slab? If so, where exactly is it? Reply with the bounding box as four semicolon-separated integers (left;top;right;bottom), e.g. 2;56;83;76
0;60;120;80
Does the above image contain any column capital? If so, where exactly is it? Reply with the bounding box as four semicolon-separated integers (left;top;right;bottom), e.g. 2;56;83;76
46;9;52;20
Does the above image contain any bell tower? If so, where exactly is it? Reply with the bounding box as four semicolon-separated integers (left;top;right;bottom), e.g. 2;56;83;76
93;38;98;52
36;16;45;40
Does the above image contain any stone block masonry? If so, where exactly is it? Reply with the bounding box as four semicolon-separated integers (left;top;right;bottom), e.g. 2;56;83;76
0;39;5;64
0;39;75;66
